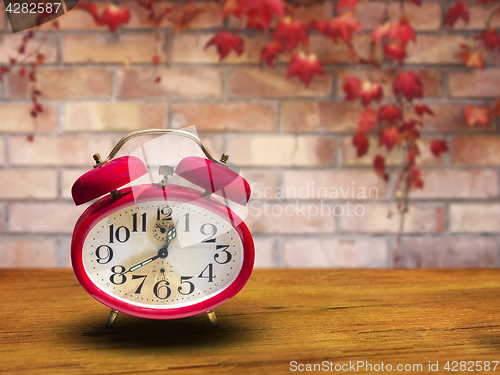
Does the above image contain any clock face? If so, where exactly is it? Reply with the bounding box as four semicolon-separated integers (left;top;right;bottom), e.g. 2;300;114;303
81;200;244;309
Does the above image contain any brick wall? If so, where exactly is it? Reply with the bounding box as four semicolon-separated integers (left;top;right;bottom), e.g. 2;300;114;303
0;1;499;268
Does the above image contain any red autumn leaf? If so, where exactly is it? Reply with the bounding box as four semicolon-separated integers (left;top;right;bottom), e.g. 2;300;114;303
408;0;421;5
309;20;329;35
458;44;484;69
378;104;402;124
359;81;383;106
29;72;36;82
36;53;45;65
329;12;362;45
205;31;244;61
379;126;401;151
287;52;324;87
492;98;500;119
30;109;37;118
0;67;9;74
445;1;469;28
155;76;161;83
352;131;369;157
337;0;359;12
383;42;407;63
342;76;361;101
464;105;490;127
374;154;389;182
19;67;26;77
99;5;130;32
389;17;416;47
414;103;434;117
358;108;377;132
407;149;416;166
409;167;424;189
171;2;205;33
34;103;43;113
475;29;500;51
26;134;34;142
76;1;100;23
430;139;448;158
393;71;423;101
371;22;391;44
273;17;308;51
246;0;285;30
222;0;244;19
260;41;283;67
152;55;161;65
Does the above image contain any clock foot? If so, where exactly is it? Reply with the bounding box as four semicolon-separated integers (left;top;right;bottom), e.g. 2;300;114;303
106;309;119;328
206;310;218;328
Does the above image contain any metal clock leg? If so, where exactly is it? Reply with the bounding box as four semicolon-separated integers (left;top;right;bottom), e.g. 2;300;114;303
106;309;119;328
206;310;218;328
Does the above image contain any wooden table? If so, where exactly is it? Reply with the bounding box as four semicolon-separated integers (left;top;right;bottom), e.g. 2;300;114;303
1;269;500;374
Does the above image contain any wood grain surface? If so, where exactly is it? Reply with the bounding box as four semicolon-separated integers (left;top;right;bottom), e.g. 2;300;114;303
1;269;500;374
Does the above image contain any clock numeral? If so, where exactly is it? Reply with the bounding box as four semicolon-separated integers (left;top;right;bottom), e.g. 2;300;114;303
95;245;113;264
109;224;130;244
184;213;190;232
156;206;172;221
198;263;215;282
153;280;171;299
214;245;232;264
178;276;195;295
110;265;127;285
201;223;217;243
132;275;147;294
132;212;147;232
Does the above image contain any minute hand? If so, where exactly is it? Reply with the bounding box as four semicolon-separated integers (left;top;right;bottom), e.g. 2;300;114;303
124;255;160;274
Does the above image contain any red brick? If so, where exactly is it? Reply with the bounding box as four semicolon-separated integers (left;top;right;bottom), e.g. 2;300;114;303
283;237;388;268
62;34;166;64
337;69;443;98
394;237;499;268
0;3;4;30
341;136;444;167
282;170;388;200
355;2;442;31
0;238;57;268
406;35;464;65
8;68;112;99
283;101;359;133
172;33;267;64
448;69;500;98
242;169;279;201
9;203;83;233
171;102;277;132
63;102;168;132
227;135;336;167
0;169;57;199
246;202;335;234
126;1;222;29
57;236;73;268
308;34;371;64
9;136;114;167
450;204;500;233
253;237;274;268
0;34;58;64
407;103;494;132
410;169;498;200
228;68;333;98
0;205;5;232
0;103;57;133
0;140;5;166
451;136;500;166
341;204;446;234
292;2;333;24
116;68;222;99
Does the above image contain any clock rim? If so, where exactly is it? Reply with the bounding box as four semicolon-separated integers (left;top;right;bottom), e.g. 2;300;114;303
71;183;254;320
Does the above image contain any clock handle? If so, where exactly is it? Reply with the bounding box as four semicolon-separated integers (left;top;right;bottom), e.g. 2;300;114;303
94;129;217;167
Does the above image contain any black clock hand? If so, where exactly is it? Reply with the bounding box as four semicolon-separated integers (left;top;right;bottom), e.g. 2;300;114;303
125;227;177;274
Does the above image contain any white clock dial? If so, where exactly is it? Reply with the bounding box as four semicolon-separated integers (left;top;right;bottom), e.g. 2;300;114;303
82;200;244;309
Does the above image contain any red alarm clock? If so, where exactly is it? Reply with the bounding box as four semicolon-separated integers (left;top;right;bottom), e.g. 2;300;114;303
71;129;254;328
